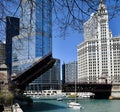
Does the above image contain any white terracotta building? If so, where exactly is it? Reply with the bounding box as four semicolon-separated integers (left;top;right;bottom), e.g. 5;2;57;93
77;1;120;84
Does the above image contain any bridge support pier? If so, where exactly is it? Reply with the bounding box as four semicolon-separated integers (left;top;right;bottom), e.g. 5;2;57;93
109;84;120;99
93;91;111;99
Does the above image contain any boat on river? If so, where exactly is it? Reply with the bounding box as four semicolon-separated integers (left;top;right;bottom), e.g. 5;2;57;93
67;101;81;109
67;74;81;109
57;97;63;101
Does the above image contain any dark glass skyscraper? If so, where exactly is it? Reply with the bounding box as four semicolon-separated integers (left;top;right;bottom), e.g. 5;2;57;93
6;16;19;75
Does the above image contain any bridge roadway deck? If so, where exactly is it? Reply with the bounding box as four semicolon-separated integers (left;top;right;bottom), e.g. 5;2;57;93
62;82;112;99
12;53;56;90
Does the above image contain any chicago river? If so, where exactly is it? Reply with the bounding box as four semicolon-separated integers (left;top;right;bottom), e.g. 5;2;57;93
21;99;120;112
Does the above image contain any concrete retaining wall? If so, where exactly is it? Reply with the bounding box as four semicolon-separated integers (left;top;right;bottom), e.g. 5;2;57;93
110;84;120;99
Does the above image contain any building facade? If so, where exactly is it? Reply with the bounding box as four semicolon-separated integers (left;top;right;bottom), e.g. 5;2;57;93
11;0;57;91
62;61;78;83
26;59;61;91
77;1;120;83
12;0;52;73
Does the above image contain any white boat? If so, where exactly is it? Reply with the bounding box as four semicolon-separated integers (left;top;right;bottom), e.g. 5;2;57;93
57;97;63;101
67;102;81;109
67;74;81;109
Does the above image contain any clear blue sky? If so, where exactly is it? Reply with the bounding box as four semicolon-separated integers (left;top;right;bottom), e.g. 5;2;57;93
52;15;120;65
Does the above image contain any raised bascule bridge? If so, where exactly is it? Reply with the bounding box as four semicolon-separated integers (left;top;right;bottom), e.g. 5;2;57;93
12;53;112;99
62;82;112;99
12;53;56;91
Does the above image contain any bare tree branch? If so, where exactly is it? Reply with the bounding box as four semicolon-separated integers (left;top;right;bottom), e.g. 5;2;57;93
53;0;120;38
0;0;120;39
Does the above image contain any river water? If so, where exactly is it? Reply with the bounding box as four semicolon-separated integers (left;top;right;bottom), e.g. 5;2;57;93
22;99;120;112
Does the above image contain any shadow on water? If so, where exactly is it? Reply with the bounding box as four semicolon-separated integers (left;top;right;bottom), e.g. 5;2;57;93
22;101;66;112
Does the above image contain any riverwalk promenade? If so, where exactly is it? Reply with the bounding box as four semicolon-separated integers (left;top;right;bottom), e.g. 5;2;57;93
3;103;23;112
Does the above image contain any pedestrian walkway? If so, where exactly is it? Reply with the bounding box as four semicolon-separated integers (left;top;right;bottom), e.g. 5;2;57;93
3;104;23;112
3;107;12;112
